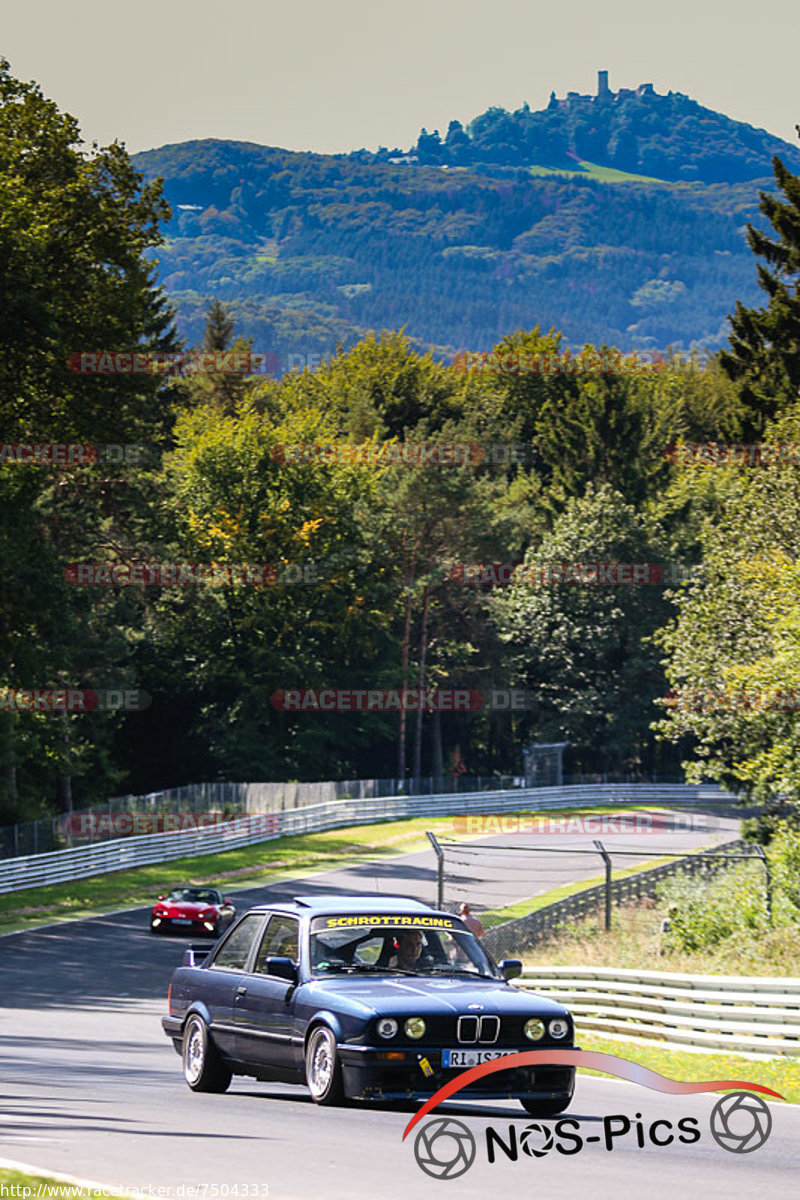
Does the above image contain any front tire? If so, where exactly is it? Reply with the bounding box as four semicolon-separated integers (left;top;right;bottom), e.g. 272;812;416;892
182;1014;232;1093
519;1095;572;1117
305;1025;345;1106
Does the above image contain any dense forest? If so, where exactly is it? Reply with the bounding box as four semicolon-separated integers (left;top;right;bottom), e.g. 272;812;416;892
395;81;800;183
129;83;800;361
3;59;800;823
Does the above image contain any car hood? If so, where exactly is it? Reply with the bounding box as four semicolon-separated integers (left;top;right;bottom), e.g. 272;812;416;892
156;901;216;915
301;975;568;1017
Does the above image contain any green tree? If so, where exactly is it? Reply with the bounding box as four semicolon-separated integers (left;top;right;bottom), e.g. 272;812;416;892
493;485;673;774
0;58;178;815
655;421;800;801
720;132;800;434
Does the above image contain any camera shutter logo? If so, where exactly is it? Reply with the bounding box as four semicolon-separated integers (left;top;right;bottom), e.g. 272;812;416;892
709;1092;772;1153
414;1117;476;1179
520;1122;554;1158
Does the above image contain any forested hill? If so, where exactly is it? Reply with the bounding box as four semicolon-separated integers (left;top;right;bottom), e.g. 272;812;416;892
131;84;800;362
382;82;800;184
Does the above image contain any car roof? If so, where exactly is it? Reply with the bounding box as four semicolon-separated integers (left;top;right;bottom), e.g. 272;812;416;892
243;895;439;916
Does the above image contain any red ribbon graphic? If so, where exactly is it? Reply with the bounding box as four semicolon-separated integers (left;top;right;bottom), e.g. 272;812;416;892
401;1049;785;1140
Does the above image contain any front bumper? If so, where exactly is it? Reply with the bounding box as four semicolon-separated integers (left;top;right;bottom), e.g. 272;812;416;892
338;1044;577;1102
151;916;218;935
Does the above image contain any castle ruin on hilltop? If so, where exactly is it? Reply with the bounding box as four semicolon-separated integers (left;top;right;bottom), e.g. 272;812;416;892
549;71;669;108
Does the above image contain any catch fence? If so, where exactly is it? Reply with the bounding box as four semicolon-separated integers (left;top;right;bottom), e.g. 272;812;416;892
0;783;731;893
477;839;762;959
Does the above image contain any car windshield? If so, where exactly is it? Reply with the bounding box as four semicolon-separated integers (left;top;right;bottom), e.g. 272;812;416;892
309;914;494;977
166;888;221;904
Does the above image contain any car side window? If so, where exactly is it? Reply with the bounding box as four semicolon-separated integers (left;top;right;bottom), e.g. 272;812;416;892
254;915;300;975
211;914;263;971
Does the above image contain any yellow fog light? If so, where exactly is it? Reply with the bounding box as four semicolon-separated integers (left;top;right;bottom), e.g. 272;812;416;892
524;1018;545;1041
404;1017;426;1040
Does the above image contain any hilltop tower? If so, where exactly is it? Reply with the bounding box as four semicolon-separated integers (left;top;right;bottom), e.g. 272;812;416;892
597;69;610;97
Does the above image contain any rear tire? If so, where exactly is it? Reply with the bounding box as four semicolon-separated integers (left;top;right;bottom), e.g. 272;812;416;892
519;1095;572;1117
182;1014;232;1093
305;1025;345;1106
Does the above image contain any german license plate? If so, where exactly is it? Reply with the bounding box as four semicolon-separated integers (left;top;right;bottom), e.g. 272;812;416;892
442;1049;515;1068
172;918;192;925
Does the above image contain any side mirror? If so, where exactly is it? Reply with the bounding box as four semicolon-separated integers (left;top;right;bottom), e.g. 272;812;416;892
265;956;298;983
157;895;165;902
499;959;522;981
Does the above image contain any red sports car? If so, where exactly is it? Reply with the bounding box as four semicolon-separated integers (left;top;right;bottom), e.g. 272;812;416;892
149;887;236;937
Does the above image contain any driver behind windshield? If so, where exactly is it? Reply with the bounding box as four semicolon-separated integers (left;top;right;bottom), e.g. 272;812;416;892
388;929;424;971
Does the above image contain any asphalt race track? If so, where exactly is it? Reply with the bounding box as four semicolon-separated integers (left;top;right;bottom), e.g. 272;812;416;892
1;808;798;1199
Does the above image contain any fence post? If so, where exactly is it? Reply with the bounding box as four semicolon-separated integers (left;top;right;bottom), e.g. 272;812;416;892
594;839;613;931
754;844;773;926
427;830;445;909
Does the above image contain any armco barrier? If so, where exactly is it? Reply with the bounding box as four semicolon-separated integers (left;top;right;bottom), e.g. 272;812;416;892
514;966;800;1056
481;839;752;959
0;783;732;894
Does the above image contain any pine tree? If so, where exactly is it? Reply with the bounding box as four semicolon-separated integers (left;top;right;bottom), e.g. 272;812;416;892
203;300;235;353
720;132;800;434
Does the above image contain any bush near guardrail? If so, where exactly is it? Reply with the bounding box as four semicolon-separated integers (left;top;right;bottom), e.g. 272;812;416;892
482;839;750;960
0;783;732;894
514;965;800;1056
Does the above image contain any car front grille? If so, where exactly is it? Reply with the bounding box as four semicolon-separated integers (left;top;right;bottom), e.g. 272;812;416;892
393;1015;568;1048
457;1015;499;1044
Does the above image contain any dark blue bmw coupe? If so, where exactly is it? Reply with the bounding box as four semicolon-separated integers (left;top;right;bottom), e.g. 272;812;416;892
162;895;576;1115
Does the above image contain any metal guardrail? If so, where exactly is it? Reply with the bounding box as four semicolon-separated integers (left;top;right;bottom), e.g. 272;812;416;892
1;775;524;858
481;839;751;959
514;966;800;1056
0;773;695;858
0;783;732;894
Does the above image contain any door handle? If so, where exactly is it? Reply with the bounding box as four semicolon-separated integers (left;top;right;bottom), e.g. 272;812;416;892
236;986;248;996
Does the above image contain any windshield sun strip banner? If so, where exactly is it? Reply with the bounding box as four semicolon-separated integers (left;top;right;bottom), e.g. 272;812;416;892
312;915;458;930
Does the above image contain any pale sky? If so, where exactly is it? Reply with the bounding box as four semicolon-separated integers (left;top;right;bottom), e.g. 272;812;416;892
3;0;799;156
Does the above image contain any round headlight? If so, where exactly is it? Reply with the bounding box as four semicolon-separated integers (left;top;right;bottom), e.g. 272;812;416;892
377;1018;398;1040
404;1017;426;1040
548;1018;569;1039
524;1018;546;1041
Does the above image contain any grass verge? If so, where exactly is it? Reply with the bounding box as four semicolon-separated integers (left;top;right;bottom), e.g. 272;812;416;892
518;898;800;975
574;1031;799;1103
479;852;682;929
0;803;651;936
0;1167;135;1198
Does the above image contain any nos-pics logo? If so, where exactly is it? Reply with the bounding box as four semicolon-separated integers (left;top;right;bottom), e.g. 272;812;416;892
403;1050;781;1180
412;1095;773;1179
